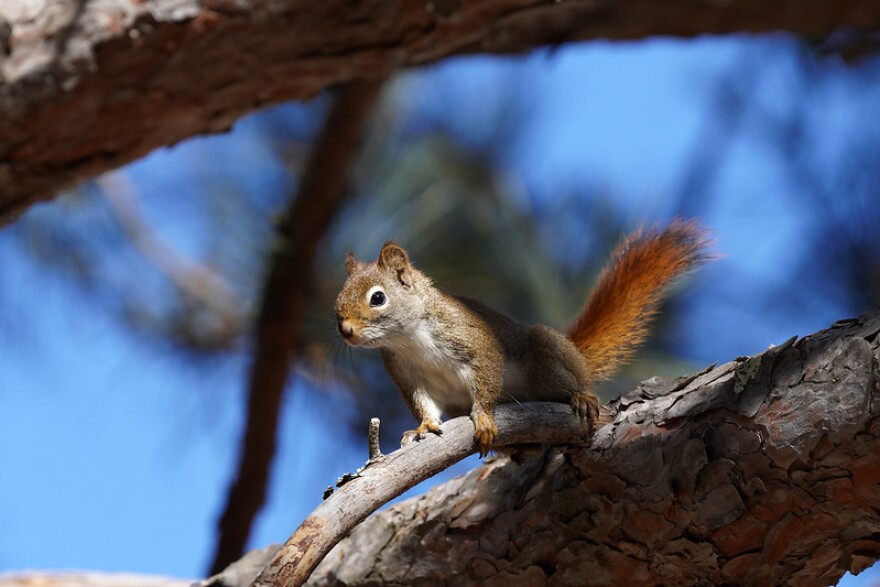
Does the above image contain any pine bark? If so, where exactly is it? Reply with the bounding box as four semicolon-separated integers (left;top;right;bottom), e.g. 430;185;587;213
1;0;879;220
304;311;880;586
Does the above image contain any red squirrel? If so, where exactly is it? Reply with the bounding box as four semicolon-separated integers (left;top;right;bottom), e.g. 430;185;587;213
335;220;710;455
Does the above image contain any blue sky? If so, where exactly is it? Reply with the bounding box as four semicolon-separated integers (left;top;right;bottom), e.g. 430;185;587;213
2;35;878;585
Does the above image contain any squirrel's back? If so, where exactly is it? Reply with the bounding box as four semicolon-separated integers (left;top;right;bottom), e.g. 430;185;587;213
567;219;711;384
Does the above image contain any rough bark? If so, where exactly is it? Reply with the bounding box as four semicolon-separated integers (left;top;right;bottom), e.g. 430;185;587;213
210;78;384;574
1;0;880;221
297;311;880;586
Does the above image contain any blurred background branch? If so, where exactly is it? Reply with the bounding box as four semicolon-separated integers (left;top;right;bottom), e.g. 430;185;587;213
209;78;387;574
97;173;245;351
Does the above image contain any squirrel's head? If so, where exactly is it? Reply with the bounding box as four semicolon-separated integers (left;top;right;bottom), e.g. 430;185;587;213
334;241;428;348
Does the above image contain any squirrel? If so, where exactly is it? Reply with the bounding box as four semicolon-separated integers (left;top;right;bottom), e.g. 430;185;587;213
335;220;710;456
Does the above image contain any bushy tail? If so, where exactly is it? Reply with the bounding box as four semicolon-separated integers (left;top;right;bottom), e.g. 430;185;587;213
567;219;711;384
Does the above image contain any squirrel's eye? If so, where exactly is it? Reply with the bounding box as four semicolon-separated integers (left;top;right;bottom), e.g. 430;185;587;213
370;291;386;307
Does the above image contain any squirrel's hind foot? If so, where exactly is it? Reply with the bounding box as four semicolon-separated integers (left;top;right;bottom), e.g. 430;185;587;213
570;391;600;428
472;410;498;457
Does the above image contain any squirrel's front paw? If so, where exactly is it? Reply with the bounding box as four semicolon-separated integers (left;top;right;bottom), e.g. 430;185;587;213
472;410;497;457
400;420;443;447
570;391;600;428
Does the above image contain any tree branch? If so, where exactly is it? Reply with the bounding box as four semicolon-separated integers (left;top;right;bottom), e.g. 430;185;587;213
96;172;245;347
249;310;880;586
253;403;600;587
1;0;879;220
209;78;385;575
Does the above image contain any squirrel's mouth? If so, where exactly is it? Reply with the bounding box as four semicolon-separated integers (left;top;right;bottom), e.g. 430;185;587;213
337;317;385;347
343;335;380;348
339;329;359;345
338;326;376;348
341;334;364;347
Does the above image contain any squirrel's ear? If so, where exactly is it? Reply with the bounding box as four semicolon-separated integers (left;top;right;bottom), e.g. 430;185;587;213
378;241;413;287
344;252;362;275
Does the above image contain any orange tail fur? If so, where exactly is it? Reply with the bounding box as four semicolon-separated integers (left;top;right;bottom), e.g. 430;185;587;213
567;219;711;383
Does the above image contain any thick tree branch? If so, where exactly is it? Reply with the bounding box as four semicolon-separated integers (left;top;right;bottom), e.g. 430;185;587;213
248;310;880;586
1;0;879;221
209;78;384;575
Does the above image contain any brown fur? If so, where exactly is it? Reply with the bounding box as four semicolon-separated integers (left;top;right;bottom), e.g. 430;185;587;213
335;223;710;456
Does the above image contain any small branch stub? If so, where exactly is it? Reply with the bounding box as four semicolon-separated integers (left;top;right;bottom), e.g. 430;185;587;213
368;417;383;462
333;417;387;493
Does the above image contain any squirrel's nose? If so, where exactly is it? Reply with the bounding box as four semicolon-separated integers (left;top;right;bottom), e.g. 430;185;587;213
337;316;354;340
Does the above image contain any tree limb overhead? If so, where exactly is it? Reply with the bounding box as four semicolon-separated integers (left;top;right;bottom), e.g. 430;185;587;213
1;0;879;221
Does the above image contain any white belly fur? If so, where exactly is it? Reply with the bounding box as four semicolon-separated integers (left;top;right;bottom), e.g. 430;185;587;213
391;323;551;414
393;323;473;414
